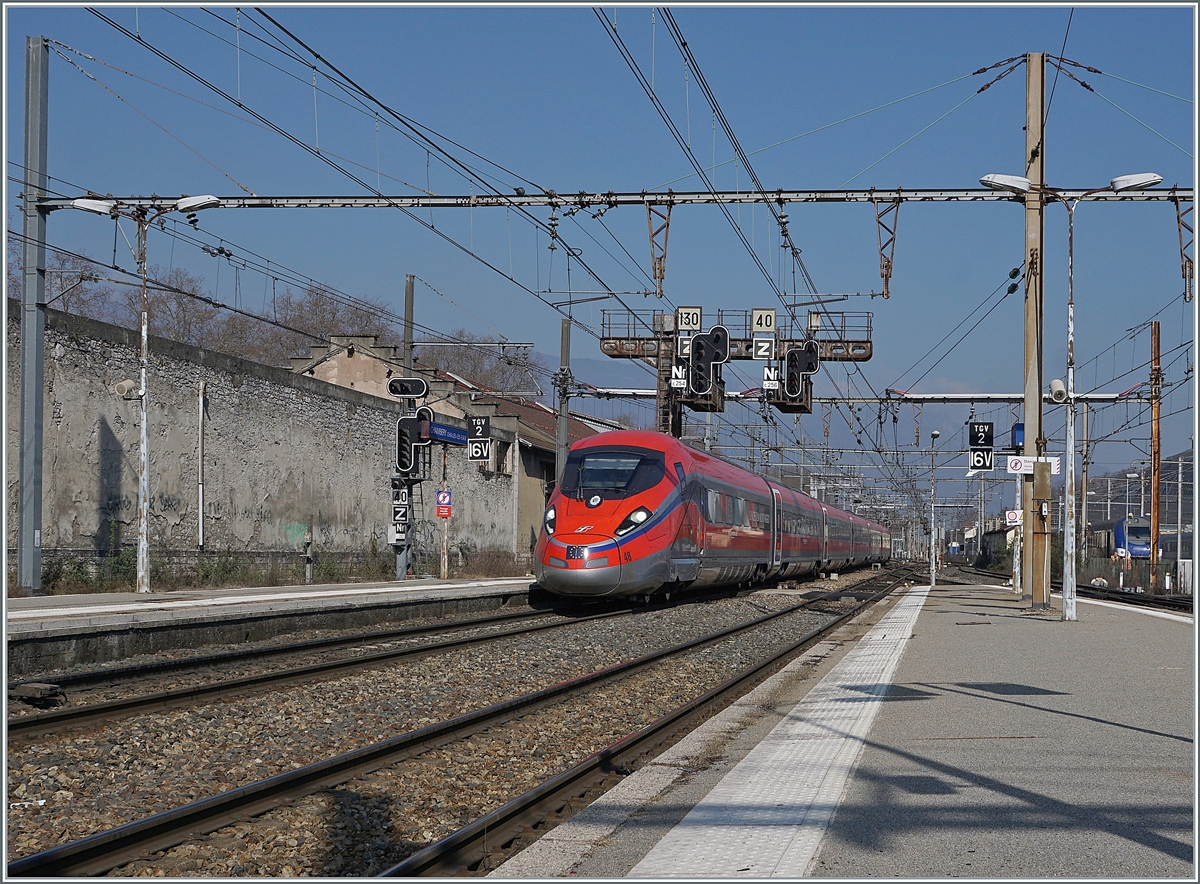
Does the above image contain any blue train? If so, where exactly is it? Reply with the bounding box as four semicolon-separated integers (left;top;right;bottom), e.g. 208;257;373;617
1087;516;1154;559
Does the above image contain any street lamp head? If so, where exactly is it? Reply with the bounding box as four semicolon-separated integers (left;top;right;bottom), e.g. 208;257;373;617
71;198;117;216
930;430;940;441
980;173;1032;194
175;195;222;213
1109;172;1163;193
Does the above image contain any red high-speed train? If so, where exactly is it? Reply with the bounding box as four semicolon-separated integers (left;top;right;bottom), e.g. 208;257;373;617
535;430;891;598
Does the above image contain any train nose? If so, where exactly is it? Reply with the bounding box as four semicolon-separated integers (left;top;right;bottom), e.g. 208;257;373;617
536;532;623;596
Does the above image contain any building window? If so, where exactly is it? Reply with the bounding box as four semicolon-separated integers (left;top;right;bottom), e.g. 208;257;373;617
494;440;512;476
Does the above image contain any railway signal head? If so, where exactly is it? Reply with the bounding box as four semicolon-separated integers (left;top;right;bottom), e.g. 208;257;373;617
387;376;429;399
396;406;433;475
784;341;819;397
688;326;730;396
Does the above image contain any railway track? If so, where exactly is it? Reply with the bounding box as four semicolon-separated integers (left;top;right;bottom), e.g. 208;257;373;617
7;569;913;877
6;607;629;738
8;606;557;693
380;567;915;877
948;564;1193;614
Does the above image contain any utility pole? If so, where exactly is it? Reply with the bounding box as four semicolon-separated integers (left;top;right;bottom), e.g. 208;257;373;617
1023;51;1048;608
18;35;48;594
403;274;415;372
1013;477;1023;595
1177;456;1185;588
652;313;682;436
1080;404;1090;560
930;429;940;587
555;319;571;483
1150;320;1162;590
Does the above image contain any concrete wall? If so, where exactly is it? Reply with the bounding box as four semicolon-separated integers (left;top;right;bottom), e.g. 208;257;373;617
5;302;518;565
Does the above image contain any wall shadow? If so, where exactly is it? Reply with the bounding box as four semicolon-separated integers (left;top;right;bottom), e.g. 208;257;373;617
96;416;123;555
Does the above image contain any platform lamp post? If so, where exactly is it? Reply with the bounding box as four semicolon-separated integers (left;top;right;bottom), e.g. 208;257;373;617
71;195;222;592
981;172;1163;621
930;429;940;588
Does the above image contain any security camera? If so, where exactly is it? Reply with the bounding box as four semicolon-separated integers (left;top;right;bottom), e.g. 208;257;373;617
114;380;140;399
1049;379;1067;403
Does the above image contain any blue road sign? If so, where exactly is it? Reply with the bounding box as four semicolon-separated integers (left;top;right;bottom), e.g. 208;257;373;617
428;422;468;446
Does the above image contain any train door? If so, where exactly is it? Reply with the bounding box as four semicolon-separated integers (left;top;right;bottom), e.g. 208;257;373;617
821;507;828;566
771;489;783;568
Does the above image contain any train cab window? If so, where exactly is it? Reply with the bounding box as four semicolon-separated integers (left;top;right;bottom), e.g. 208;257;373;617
674;463;686;484
559;447;666;501
1126;522;1151;541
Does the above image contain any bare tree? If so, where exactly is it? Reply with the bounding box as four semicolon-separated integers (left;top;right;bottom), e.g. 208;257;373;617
418;327;549;393
201;283;401;367
7;224;118;319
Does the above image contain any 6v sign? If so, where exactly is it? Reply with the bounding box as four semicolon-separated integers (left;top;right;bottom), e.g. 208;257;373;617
969;449;995;471
467;438;492;463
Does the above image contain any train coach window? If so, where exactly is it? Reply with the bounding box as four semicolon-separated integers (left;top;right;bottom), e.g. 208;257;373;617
706;489;728;524
559;448;666;500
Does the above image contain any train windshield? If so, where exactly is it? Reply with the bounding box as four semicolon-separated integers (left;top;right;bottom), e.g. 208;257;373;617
559;447;666;500
1126;523;1151;541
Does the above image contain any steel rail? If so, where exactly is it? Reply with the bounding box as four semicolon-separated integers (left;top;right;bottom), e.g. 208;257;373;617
5;586;859;877
379;568;915;876
7;607;629;738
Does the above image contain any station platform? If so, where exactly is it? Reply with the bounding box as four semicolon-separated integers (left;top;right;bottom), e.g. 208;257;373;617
5;577;534;677
492;581;1194;879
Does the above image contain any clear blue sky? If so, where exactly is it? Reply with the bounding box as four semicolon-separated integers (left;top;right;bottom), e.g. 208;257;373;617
5;4;1196;516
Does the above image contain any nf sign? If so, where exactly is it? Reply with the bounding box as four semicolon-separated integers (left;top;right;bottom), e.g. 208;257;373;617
669;364;687;389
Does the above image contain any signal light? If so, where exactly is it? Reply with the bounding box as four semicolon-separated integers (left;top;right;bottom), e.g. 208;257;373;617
396;406;434;475
784;342;819;398
688;326;729;396
387;377;429;399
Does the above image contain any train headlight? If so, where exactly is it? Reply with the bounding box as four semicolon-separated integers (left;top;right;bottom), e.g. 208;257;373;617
615;506;653;537
544;506;556;535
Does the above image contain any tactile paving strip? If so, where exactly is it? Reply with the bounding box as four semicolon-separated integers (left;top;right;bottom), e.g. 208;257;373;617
630;583;931;878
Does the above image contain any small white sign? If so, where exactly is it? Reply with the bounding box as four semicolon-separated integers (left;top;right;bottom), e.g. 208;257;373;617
677;306;702;332
752;337;775;360
669;364;687;389
762;365;780;391
1005;509;1022;527
467;438;492;463
750;308;776;334
968;449;994;471
1006;456;1061;475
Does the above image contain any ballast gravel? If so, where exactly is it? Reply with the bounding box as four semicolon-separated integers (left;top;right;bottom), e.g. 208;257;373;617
6;579;869;875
